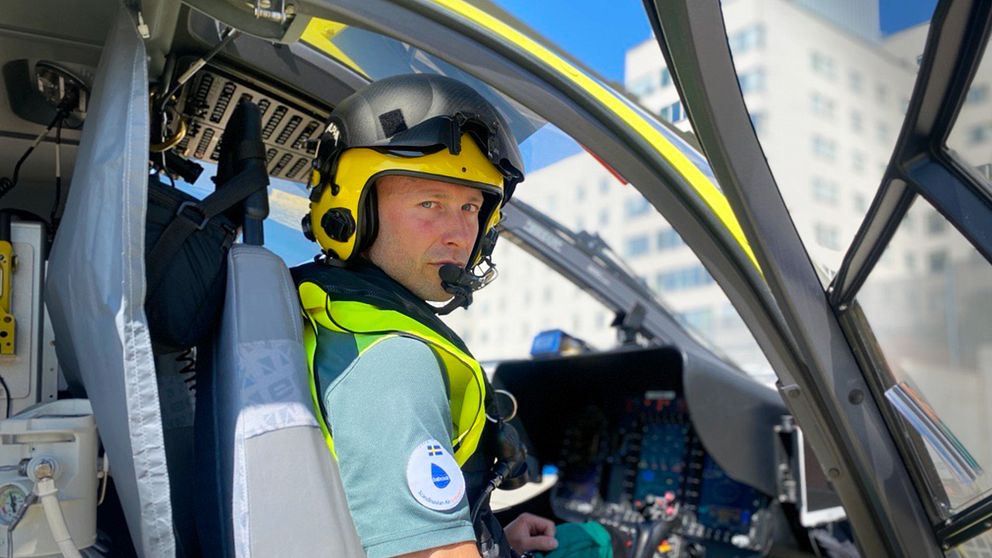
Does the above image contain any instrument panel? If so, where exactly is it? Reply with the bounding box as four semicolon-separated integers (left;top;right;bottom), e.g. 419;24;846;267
549;392;771;557
492;346;798;557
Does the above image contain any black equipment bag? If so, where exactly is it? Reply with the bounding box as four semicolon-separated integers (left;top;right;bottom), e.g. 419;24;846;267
144;100;269;352
144;179;239;352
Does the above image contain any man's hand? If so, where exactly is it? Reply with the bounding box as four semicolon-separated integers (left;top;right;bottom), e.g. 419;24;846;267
504;513;558;554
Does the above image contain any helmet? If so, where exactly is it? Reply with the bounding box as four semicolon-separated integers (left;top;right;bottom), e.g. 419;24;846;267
303;74;524;274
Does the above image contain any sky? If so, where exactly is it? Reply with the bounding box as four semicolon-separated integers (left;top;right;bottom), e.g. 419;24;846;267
492;0;938;85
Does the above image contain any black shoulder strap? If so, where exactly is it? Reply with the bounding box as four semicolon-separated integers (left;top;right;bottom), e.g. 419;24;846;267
146;164;268;293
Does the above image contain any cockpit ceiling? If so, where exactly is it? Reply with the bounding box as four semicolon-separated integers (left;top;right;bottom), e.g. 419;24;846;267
0;2;117;48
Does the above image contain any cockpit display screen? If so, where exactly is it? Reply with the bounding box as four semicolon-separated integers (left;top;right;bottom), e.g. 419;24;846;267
696;454;765;534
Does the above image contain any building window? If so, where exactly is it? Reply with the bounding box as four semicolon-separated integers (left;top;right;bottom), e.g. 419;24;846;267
576;185;586;202
660;101;685;123
625;235;650;258
811;92;835;117
875;83;888;104
849;70;864;94
656;265;715;291
679;307;714;331
599;208;609;227
853;193;868;212
739;69;765;94
966;84;989;104
629;73;657;97
814;222;840;249
660;67;672;88
811;135;837;160
625;196;651;217
876;122;891;144
810;51;835;79
928;250;948;273
812;177;839;204
902;212;914;232
927;211;948;234
850;109;863;132
968;123;992;144
728;24;765;55
852;150;866;172
656;227;683;250
599;177;611;194
750;112;765;134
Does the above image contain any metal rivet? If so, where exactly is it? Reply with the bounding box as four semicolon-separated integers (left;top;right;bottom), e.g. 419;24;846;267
943;544;951;550
828;468;841;479
848;389;864;405
789;389;801;399
838;304;849;312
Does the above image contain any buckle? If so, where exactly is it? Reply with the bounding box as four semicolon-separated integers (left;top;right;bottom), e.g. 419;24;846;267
176;201;209;230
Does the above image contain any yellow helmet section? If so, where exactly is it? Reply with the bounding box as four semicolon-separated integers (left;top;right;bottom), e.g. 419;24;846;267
308;133;505;261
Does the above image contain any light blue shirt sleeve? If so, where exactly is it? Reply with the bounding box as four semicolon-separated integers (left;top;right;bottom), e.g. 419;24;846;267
324;335;476;558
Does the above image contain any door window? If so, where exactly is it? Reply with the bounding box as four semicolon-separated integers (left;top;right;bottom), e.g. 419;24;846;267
857;198;992;512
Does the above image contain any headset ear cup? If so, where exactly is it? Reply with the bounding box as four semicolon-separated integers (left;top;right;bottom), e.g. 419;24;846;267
321;208;357;242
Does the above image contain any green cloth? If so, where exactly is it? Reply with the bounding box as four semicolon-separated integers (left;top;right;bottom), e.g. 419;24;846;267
536;522;613;558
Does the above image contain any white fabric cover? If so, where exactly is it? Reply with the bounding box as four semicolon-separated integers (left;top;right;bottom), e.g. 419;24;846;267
44;5;175;557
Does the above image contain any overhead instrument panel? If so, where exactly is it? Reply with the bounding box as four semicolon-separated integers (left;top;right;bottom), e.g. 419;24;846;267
168;64;330;182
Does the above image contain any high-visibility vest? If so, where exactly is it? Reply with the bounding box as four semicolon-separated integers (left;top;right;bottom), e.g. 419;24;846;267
297;280;488;466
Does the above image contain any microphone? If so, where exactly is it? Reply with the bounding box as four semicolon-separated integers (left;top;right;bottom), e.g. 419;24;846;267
439;263;480;294
436;264;474;315
435;262;496;315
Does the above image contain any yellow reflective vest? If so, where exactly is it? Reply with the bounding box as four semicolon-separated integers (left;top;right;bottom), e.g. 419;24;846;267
297;280;488;466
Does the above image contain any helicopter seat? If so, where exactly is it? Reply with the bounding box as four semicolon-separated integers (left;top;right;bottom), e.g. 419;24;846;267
193;99;363;557
194;244;364;557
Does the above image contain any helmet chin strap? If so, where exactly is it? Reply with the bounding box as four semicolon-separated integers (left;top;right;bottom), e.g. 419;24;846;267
434;263;486;315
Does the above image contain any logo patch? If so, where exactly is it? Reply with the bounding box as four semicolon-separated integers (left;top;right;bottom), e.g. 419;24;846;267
431;464;451;488
407;439;465;511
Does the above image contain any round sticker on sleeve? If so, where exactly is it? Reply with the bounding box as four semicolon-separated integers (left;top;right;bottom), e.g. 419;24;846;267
406;439;466;511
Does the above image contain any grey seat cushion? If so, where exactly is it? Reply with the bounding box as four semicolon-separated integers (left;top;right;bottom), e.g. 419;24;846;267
197;244;364;557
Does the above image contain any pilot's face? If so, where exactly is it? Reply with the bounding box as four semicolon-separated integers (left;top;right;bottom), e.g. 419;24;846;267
367;175;483;302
